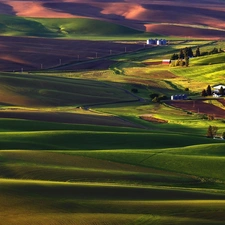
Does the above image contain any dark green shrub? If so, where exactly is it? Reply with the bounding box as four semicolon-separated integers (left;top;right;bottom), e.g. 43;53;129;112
149;93;159;99
131;88;138;93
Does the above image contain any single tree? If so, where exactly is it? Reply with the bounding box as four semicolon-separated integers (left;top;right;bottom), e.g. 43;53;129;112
219;86;224;96
195;47;200;57
207;114;214;121
210;47;218;54
131;88;138;93
170;53;179;60
179;49;184;59
175;59;181;66
207;125;218;138
183;47;189;67
201;89;207;97
152;96;160;103
222;132;225;139
150;93;159;99
207;125;213;138
206;85;212;96
184;56;189;67
187;47;194;57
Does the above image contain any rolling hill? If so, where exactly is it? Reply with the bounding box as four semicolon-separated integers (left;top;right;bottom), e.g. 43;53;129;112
1;0;225;38
1;1;225;224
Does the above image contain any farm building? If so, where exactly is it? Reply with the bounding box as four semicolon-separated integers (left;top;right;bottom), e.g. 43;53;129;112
146;39;167;45
212;84;225;93
147;39;156;45
162;59;171;65
157;39;167;45
171;94;187;100
213;93;221;98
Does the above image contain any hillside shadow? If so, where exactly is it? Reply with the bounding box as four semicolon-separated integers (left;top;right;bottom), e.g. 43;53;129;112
42;2;146;31
0;2;14;15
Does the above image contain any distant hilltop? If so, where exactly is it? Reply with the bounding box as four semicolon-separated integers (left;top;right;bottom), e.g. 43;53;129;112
1;0;225;38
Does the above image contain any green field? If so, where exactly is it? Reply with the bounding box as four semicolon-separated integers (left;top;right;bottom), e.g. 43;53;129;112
0;14;155;40
1;20;225;224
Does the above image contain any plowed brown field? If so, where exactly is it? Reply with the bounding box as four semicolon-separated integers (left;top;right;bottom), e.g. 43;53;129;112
0;36;144;71
0;110;142;128
166;99;225;119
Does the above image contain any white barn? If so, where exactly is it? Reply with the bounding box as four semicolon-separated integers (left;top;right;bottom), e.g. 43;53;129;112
212;84;225;93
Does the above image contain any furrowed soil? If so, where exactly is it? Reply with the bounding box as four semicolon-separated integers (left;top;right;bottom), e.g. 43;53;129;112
166;99;225;119
0;110;142;128
0;36;145;71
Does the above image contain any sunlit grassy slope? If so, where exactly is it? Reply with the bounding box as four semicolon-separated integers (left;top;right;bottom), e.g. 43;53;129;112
191;52;225;66
1;39;225;224
1;179;225;225
0;72;137;106
1;145;225;224
0;14;152;39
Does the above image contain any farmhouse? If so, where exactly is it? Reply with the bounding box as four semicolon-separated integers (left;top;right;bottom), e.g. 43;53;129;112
212;84;225;94
212;93;221;98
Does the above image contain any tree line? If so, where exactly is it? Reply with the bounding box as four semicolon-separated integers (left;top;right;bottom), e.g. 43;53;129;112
170;46;224;67
170;47;192;67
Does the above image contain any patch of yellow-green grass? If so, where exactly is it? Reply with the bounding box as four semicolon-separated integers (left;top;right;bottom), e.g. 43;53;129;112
170;64;225;92
0;14;154;40
1;179;225;224
1;126;219;151
95;101;225;135
0;150;202;186
191;52;225;66
0;72;137;107
68;143;225;186
203;99;225;110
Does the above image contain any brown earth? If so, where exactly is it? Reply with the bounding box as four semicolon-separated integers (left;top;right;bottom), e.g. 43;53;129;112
1;0;225;38
0;36;145;71
140;115;168;124
166;99;225;119
0;110;143;128
218;99;225;107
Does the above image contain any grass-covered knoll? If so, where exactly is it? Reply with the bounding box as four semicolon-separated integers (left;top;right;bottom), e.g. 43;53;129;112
170;63;225;92
1;179;225;225
33;17;146;38
0;118;147;133
95;101;225;135
0;14;56;37
1;37;225;224
0;72;137;107
191;52;225;66
0;14;153;39
0;150;200;186
0;128;216;150
66;142;225;185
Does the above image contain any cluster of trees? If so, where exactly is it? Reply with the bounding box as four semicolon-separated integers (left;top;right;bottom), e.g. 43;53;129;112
201;85;224;97
170;46;224;67
207;125;225;139
170;47;193;67
201;47;224;56
201;85;212;97
207;125;218;138
171;47;194;60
